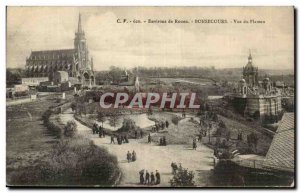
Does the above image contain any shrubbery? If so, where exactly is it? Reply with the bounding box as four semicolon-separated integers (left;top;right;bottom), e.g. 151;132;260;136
170;164;195;187
63;120;77;138
9;136;121;186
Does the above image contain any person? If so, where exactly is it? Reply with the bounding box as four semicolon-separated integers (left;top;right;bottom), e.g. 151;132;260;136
155;170;160;184
193;139;197;150
150;172;155;185
171;162;178;174
139;170;145;184
117;135;122;145
135;130;138;139
159;137;163;146
111;135;115;144
132;150;136;162
166;120;169;128
163;136;167;146
127;151;132;163
148;134;152;143
173;163;178;174
92;123;96;134
145;170;150;185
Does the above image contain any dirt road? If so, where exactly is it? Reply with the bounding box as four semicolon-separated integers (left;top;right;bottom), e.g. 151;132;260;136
60;110;215;187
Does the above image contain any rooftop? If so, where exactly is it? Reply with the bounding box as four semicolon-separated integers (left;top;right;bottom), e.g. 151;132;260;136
263;113;295;172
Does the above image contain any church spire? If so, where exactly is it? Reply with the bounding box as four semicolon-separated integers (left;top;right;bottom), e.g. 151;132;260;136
78;13;83;33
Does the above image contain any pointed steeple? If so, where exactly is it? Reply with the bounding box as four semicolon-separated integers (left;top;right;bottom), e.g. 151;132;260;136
78;13;83;33
248;49;252;60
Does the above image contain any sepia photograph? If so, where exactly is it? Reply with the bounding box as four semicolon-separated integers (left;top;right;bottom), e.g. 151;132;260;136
6;6;295;188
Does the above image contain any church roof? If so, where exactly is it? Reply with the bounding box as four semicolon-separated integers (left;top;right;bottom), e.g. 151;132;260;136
29;49;76;60
263;113;295;172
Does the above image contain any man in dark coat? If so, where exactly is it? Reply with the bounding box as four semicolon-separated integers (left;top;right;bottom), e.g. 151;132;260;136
135;131;138;139
150;172;155;185
155;170;160;184
132;150;136;162
193;139;197;150
145;170;150;184
163;136;167;146
92;123;96;134
148;134;152;143
127;151;132;163
166;120;169;128
139;170;145;184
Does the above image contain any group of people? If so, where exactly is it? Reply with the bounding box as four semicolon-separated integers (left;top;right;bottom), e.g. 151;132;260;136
92;123;106;138
135;130;144;139
152;120;169;132
126;150;137;162
139;170;160;185
159;136;167;146
110;135;129;145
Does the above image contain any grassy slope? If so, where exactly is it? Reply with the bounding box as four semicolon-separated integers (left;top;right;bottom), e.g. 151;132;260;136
6;97;58;184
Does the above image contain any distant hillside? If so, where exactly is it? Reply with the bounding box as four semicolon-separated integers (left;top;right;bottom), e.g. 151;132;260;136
219;68;294;76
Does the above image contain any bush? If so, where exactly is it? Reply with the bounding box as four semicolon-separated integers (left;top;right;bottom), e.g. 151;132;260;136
170;164;195;187
63;121;77;138
171;116;180;126
9;137;121;186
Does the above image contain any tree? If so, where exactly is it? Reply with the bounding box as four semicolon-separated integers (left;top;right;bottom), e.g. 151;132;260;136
170;164;195;187
118;118;138;132
171;116;179;126
108;114;121;129
108;66;123;84
64;121;77;138
97;112;106;127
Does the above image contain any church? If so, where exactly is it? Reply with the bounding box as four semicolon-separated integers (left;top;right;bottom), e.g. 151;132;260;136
24;14;95;87
233;51;282;123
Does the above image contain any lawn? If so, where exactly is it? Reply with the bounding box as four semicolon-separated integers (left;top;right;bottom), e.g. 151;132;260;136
6;96;61;184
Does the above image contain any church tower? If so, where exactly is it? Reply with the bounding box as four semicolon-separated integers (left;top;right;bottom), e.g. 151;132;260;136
74;13;89;71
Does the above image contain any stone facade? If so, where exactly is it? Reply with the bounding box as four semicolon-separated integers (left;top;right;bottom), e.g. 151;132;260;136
24;14;95;87
234;51;282;122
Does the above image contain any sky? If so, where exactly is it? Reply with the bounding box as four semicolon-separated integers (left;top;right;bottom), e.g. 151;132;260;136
7;7;294;71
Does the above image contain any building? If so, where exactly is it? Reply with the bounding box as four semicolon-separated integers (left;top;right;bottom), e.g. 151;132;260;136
263;113;294;173
22;77;49;87
233;51;282;123
243;50;258;87
24;14;95;87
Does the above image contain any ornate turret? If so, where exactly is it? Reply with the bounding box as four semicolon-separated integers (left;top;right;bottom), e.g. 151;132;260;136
243;49;258;87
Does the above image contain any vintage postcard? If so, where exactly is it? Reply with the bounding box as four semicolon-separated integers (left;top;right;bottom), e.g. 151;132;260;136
6;6;295;187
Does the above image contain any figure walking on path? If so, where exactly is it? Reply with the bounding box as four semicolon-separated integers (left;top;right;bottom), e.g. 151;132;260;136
132;150;136;162
139;170;145;184
148;134;152;143
193;138;197;150
155;170;160;184
145;170;150;185
150;172;155;185
171;162;178;174
127;151;132;163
